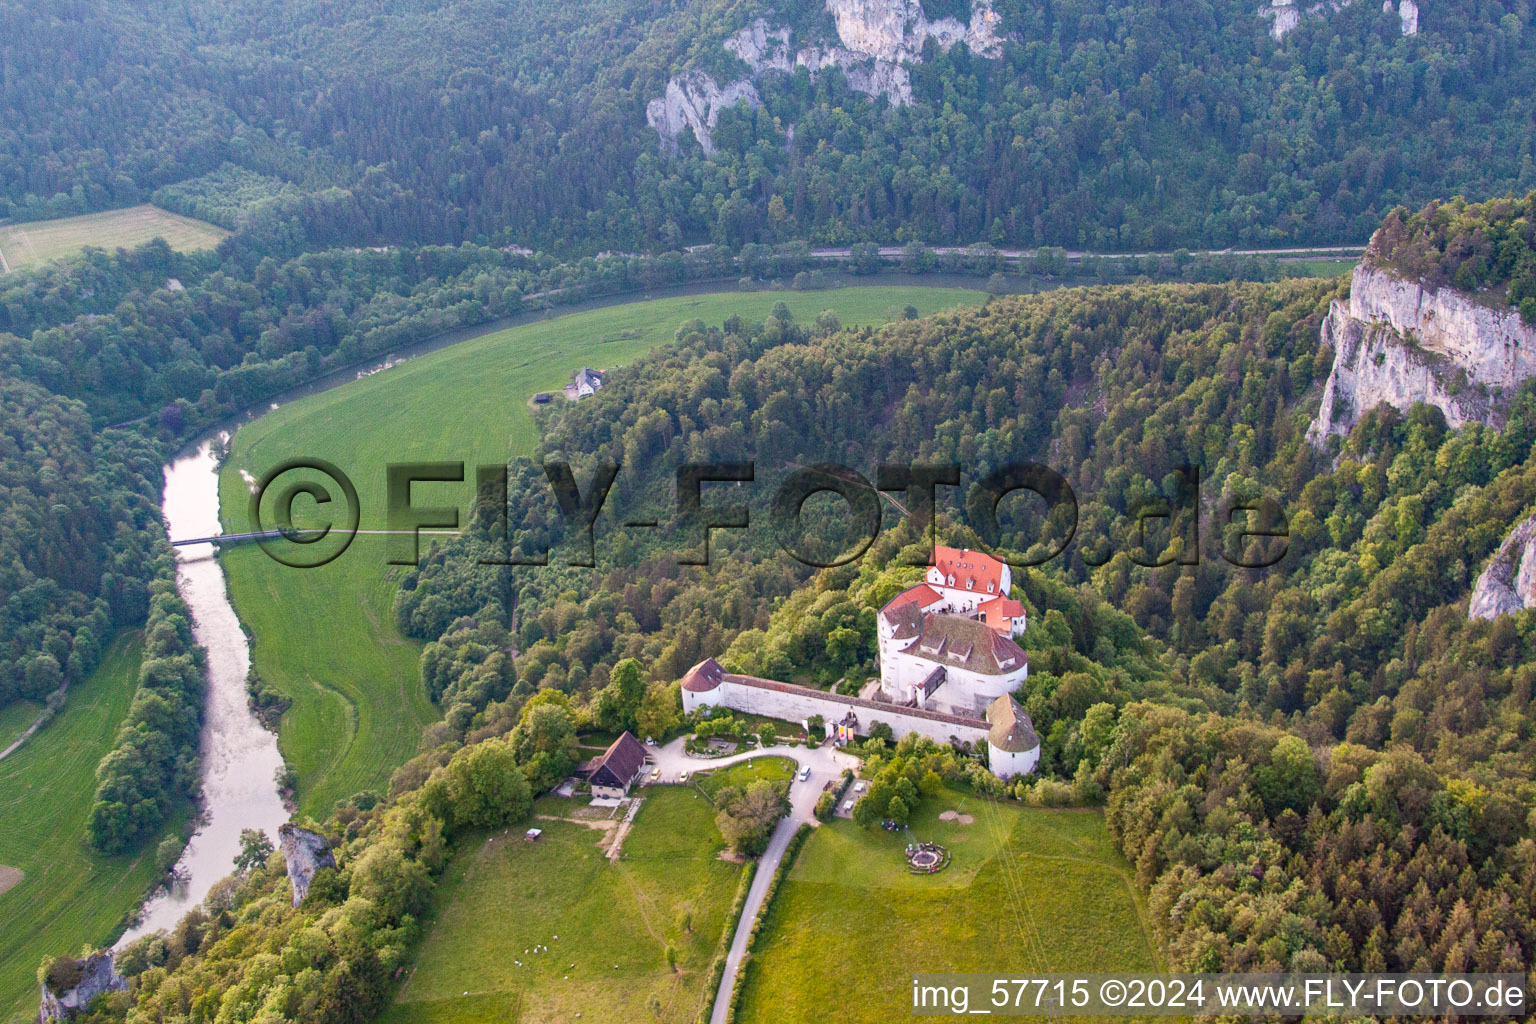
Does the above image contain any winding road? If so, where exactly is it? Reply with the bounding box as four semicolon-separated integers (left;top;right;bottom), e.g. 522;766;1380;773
643;735;859;1024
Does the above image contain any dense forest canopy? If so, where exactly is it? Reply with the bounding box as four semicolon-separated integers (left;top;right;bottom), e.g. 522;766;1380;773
1370;192;1536;321
5;0;1536;252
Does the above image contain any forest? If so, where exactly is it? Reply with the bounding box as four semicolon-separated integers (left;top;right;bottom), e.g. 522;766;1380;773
4;0;1536;254
383;213;1536;986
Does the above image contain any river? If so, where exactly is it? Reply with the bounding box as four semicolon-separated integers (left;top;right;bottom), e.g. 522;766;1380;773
119;439;289;943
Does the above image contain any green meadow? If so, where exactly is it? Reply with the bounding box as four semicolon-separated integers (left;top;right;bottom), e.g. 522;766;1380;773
0;205;227;272
0;636;181;1024
217;286;985;813
0;700;42;752
381;787;740;1024
733;791;1160;1024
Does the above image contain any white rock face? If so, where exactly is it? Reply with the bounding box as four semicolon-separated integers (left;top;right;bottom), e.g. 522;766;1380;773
39;952;126;1022
1469;512;1536;620
1265;0;1418;39
645;71;762;156
1308;262;1536;442
650;0;1003;151
279;823;337;906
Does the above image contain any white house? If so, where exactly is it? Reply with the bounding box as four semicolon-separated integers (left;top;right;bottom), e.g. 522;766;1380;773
563;367;605;400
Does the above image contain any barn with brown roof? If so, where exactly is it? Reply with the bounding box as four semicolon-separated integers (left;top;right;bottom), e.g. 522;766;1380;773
581;730;648;797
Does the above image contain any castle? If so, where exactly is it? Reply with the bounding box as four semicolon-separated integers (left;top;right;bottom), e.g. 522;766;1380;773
679;546;1038;778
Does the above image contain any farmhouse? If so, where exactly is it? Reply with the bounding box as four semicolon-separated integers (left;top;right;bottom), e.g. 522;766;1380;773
563;366;605;400
580;730;648;797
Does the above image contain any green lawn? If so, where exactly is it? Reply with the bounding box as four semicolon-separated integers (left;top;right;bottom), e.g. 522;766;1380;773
382;787;740;1024
0;700;42;752
733;790;1160;1024
219;538;437;815
217;286;984;814
1280;258;1357;278
694;756;795;800
0;205;227;272
0;635;181;1024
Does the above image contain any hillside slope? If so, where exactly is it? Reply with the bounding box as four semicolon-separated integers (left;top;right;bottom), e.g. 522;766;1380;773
5;0;1536;253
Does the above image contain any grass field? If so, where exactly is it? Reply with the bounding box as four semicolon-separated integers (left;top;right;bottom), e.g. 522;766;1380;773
220;539;437;815
695;756;795;799
733;790;1160;1024
217;287;985;814
0;700;42;752
381;787;741;1023
1280;257;1357;278
0;635;182;1024
0;205;227;272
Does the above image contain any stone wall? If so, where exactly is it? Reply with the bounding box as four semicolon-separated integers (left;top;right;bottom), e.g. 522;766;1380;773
685;675;990;748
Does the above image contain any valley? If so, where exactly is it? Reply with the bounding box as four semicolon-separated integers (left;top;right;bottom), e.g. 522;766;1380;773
5;0;1536;1018
215;286;985;813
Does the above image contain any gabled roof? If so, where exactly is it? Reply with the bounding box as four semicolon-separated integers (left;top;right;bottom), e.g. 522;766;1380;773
932;545;1007;595
905;614;1026;675
985;695;1040;753
587;731;647;788
878;584;945;637
681;657;725;692
977;596;1026;632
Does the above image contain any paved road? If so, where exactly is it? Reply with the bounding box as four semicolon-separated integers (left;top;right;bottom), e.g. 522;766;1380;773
643;736;857;1024
805;243;1365;262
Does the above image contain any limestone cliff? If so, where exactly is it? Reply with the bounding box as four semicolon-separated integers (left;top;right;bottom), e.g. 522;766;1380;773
645;72;762;157
279;823;336;906
39;952;126;1022
1469;512;1536;620
1264;0;1419;40
647;0;1003;152
1308;262;1536;442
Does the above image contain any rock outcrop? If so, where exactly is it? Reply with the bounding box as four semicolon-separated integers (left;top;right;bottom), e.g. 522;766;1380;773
39;951;126;1022
1469;513;1536;620
1264;0;1419;40
645;72;762;157
279;823;335;906
647;0;1003;151
1308;262;1536;442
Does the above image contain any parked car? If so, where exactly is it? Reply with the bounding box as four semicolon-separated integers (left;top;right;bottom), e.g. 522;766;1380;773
797;766;811;782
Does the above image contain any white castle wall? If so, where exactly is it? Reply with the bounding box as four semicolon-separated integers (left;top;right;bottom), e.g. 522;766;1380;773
882;648;1027;710
685;677;989;748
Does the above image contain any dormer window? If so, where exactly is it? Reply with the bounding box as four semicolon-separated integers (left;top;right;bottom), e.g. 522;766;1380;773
987;582;994;593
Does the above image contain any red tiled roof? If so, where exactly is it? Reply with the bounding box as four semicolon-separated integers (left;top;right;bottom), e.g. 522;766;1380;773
932;545;1007;596
681;657;725;692
977;596;1026;633
878;584;945;638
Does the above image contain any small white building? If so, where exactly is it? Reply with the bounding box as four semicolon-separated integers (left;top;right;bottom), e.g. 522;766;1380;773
985;694;1041;778
563;367;606;400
